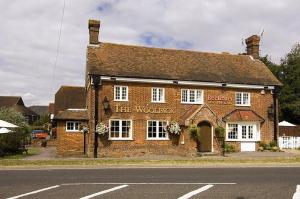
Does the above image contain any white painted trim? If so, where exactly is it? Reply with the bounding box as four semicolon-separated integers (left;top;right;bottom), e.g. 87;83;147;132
181;89;204;104
7;185;60;199
65;121;81;132
226;122;260;142
211;125;214;152
293;185;300;199
177;185;214;199
108;119;133;140
100;76;275;90
235;92;251;106
146;120;169;140
113;85;129;101
151;87;165;103
79;185;128;199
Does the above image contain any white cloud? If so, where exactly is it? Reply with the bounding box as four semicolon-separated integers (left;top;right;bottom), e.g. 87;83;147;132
0;0;299;106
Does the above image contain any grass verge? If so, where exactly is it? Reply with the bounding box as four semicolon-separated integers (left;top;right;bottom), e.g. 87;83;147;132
0;147;40;160
0;156;300;167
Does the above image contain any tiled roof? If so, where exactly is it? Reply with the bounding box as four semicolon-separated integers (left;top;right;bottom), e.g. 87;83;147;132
279;126;300;137
0;96;24;107
87;42;282;86
54;86;86;114
54;110;88;121
28;106;49;116
222;109;265;122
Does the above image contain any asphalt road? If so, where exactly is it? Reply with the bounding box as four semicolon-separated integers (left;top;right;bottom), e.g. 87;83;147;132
0;167;299;199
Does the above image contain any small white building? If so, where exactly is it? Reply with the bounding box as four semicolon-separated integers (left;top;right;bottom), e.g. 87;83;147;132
278;121;300;149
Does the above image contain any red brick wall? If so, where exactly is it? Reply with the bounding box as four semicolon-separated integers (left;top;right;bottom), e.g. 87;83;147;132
56;121;85;156
84;81;274;157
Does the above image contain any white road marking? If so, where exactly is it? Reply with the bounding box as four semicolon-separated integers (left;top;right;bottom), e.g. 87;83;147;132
293;185;300;199
177;185;214;199
79;184;128;199
6;185;60;199
62;182;236;186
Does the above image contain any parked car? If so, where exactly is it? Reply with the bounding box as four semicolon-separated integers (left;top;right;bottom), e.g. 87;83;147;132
32;130;48;139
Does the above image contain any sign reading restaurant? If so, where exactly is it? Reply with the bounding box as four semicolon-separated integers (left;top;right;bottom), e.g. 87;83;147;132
115;105;174;114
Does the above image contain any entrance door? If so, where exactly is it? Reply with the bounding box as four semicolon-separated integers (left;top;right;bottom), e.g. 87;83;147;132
198;121;212;152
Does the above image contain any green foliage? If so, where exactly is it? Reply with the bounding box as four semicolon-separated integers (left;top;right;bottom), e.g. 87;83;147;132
32;114;49;128
0;108;31;157
224;143;235;153
260;44;300;124
189;124;201;141
269;140;277;148
215;126;225;138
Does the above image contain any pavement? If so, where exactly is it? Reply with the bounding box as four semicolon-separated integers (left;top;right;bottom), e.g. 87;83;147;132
24;147;56;160
0;167;299;199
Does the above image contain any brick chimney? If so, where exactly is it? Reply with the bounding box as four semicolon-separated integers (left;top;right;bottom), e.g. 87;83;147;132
88;19;100;45
245;35;260;59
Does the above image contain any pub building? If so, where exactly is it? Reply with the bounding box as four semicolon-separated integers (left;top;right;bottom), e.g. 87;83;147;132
55;19;282;157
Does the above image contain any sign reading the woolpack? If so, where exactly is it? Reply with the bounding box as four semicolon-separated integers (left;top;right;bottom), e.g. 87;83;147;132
114;105;174;114
207;95;233;105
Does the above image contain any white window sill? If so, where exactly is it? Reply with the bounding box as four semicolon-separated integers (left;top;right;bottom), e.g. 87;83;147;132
113;99;129;102
66;130;81;132
181;102;203;105
235;104;251;107
108;138;133;141
151;101;166;103
146;138;170;141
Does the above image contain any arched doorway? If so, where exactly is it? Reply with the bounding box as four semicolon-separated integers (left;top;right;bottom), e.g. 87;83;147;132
198;121;212;152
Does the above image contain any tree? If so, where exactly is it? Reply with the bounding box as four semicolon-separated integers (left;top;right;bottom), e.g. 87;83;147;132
260;44;300;124
0;108;31;156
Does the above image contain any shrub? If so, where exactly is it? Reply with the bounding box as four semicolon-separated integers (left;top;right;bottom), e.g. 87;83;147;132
271;146;280;152
269;140;277;148
215;126;225;138
224;143;236;153
189;124;200;141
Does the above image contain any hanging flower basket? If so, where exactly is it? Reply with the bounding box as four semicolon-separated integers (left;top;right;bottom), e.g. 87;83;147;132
96;122;109;135
165;121;181;135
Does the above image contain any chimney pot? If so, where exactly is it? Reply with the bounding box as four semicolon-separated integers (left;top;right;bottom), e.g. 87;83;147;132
88;19;100;45
245;35;260;59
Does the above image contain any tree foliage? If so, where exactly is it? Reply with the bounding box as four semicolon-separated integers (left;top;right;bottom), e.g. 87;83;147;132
260;43;300;124
0;108;31;156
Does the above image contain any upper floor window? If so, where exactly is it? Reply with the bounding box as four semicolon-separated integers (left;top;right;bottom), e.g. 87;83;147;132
152;88;165;103
181;89;203;104
66;121;80;132
235;92;250;106
147;120;168;140
114;86;128;101
109;119;132;140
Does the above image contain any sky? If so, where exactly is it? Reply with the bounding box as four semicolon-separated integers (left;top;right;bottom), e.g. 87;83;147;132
0;0;299;106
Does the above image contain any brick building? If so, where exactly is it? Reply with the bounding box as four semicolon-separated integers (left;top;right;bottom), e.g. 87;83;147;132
55;19;282;157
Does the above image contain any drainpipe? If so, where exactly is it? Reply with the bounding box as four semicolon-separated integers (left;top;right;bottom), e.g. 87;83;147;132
92;75;101;158
273;86;279;143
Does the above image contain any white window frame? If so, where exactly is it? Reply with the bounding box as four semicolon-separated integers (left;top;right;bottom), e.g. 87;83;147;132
146;120;169;140
151;87;165;103
181;89;203;104
66;121;80;132
108;119;133;140
114;85;128;101
226;122;260;141
235;92;251;106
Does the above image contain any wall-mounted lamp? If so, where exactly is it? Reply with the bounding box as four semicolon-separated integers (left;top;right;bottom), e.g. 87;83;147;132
102;96;110;113
173;80;179;84
110;77;116;81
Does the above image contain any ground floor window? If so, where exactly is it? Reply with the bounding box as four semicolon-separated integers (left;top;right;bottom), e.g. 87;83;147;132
147;120;168;140
109;119;132;140
226;122;259;141
66;121;80;132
